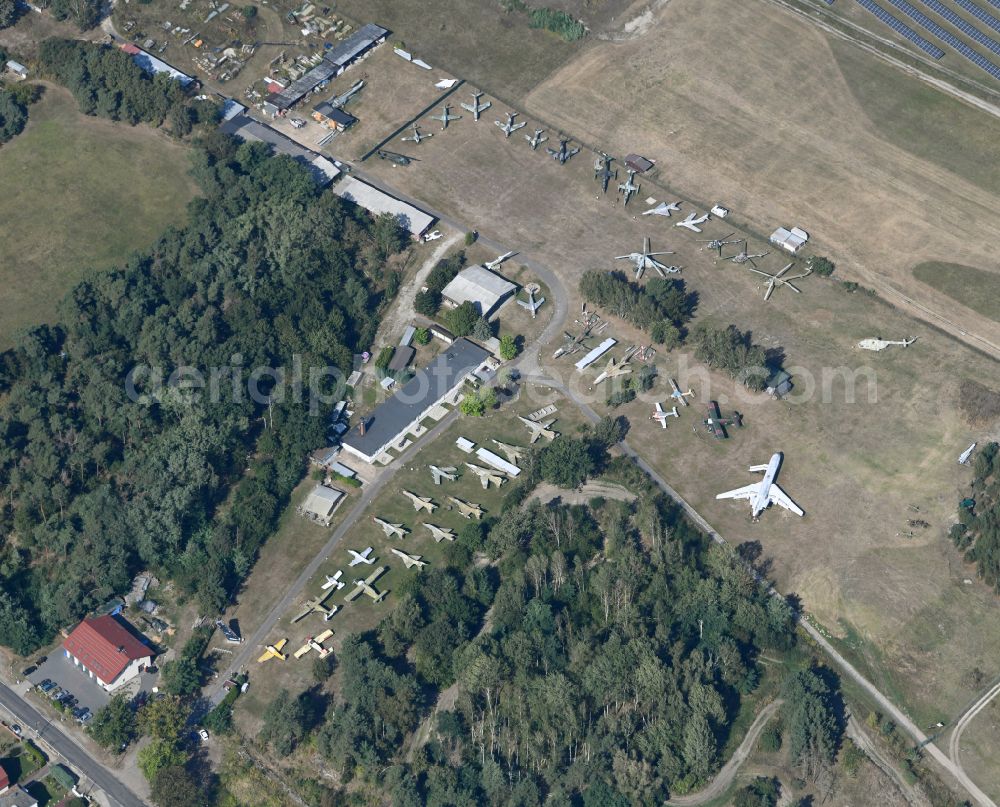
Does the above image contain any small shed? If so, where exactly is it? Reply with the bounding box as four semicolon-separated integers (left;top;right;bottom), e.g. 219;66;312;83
388;345;415;373
298;484;345;526
766;370;793;399
49;764;77;792
312;102;357;132
624;154;654;173
5;61;28;80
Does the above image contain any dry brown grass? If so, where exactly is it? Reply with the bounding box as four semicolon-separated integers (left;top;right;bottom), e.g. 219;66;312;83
959;379;1000;426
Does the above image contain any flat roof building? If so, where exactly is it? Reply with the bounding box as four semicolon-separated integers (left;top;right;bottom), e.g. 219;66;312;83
298;484;345;526
267;23;388;111
440;265;517;317
311;103;357;131
120;44;195;87
5;60;27;80
0;785;37;807
624;154;654;173
220;114;340;185
769;226;810;254
341;338;490;463
63;615;154;692
334;175;435;238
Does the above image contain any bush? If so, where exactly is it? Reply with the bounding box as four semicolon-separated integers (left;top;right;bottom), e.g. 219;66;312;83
528;7;586;41
759;721;783;753
733;777;780;807
464;231;477;246
606;388;635;408
0;89;28;144
414;290;440;317
499;334;518;360
445;301;480;337
809;256;835;276
414;327;431;345
242;4;257;18
374;346;394;370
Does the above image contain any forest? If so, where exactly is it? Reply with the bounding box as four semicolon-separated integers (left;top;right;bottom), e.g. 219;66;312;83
579;271;695;348
0;131;408;653
236;451;810;805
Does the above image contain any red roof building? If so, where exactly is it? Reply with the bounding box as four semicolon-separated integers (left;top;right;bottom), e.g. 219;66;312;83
62;615;153;691
0;760;9;793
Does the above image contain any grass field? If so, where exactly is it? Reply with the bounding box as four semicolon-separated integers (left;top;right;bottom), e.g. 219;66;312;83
0;85;197;345
913;261;1000;321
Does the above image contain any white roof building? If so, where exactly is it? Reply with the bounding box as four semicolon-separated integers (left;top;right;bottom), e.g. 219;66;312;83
440;265;517;317
769;226;810;254
334;176;435;238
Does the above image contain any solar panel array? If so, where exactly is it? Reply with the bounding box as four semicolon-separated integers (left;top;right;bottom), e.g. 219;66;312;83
883;0;1000;77
917;0;1000;54
854;0;947;57
983;0;1000;11
951;0;1000;35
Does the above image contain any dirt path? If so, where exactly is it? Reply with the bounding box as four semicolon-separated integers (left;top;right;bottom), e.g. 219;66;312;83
374;230;463;346
529;480;637;507
848;715;930;807
949;678;1000;770
665;699;783;805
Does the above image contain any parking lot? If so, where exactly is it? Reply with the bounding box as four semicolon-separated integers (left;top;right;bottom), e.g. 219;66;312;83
25;653;158;721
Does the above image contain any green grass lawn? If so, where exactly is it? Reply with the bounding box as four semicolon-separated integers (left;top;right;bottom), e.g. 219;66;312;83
913;261;1000;322
829;37;1000;197
0;85;198;346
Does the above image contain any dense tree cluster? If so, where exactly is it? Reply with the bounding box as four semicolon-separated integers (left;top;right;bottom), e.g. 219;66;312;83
38;39;192;125
951;442;1000;588
445;300;481;338
0;135;403;652
259;455;797;803
0;84;36;144
45;0;101;30
414;250;464;317
691;324;773;392
0;0;20;28
580;272;694;344
782;667;845;780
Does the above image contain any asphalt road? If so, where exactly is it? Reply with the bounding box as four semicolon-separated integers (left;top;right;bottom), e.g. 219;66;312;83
0;682;147;807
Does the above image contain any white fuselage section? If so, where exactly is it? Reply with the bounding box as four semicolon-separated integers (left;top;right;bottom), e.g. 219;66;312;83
751;453;782;518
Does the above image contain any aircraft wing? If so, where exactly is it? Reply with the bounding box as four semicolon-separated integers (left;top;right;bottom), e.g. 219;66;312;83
293;643;312;659
291;605;312;623
716;483;759;501
257;649;274;663
768;484;804;516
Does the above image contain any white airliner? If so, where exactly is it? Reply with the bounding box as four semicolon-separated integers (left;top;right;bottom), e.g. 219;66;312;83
716;453;804;520
675;212;711;233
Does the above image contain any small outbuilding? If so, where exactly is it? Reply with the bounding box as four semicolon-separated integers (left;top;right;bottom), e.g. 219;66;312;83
388;345;415;373
312;103;358;132
4;61;28;80
624;154;655;173
298;484;345;527
769;226;810;254
440;265;517;317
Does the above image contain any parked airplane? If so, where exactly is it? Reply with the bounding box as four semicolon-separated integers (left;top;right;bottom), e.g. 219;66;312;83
546;137;580;164
675;212;711;233
959;443;977;465
594;153;617;194
345;566;388;603
518;286;545;317
373;516;408;539
448;496;485;520
257;639;288;663
429;465;458;485
518;416;559;443
643;201;681;217
495;111;526;138
491;439;525;463
391;547;428;570
347;547;375;566
291;591;338;623
402;490;437;513
321;571;345;591
465;463;505;489
430;104;461;129
525;128;548;150
461;90;491;121
423;230;443;242
593;357;632;386
716;452;804;520
703;401;743;440
401;122;432;144
425;523;456;542
615;236;677;280
669;377;693;407
485;250;516;270
618;169;640;206
651;402;679;429
293;629;334;659
215;620;242;644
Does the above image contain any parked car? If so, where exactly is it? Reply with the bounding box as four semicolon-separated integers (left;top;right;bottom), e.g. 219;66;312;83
77;710;92;724
48;687;63;700
21;665;36;677
38;679;54;692
35;656;47;665
198;729;209;741
10;725;21;737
